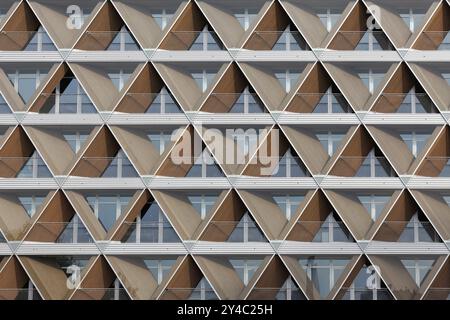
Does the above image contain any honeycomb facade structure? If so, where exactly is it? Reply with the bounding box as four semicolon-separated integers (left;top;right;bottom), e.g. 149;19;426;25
0;0;449;300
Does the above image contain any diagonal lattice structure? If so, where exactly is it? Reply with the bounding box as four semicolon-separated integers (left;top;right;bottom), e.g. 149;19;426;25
0;0;449;300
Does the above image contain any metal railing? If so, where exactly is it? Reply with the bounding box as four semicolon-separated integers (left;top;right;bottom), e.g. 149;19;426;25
122;93;181;113
291;93;350;113
295;221;354;242
248;31;308;50
333;31;393;50
334;156;396;177
373;93;433;113
74;288;129;300
165;31;224;51
0;288;41;300
379;221;441;242
38;93;96;114
205;93;265;113
0;30;56;51
32;222;94;243
120;221;180;243
207;221;267;242
340;287;392;300
79;156;139;178
0;156;52;178
83;31;140;51
163;288;218;300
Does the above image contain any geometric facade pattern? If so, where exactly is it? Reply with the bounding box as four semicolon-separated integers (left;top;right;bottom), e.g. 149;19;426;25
0;0;449;300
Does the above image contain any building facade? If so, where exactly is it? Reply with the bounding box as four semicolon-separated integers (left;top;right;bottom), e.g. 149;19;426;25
0;0;449;300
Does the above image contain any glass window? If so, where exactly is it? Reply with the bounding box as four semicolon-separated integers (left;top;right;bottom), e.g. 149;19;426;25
145;260;176;284
87;195;131;231
18;195;45;217
188;195;217;219
230;259;261;285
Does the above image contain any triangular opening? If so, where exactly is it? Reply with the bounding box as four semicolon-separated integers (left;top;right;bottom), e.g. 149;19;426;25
272;194;305;220
341;262;393;300
86;193;135;232
108;70;133;92
187;193;220;220
102;278;131;300
438;32;450;50
298;256;353;298
190;70;220;93
146;87;182;114
271;148;310;177
354;148;397;178
398;212;442;243
122;201;181;243
271;25;309;51
395;87;438;114
39;76;97;114
188;278;218;300
275;277;306;300
61;129;92;154
56;214;94;243
17;193;47;218
185;148;225;178
101;149;139;178
398;128;435;158
16;150;52;178
106;26;141;51
356;193;393;222
189;25;225;51
144;258;178;285
227;212;267;242
228;87;266;114
311;87;352;114
354;29;394;51
311;213;354;243
400;257;438;287
315;129;348;158
23;26;57;51
229;258;264;286
6;65;52;104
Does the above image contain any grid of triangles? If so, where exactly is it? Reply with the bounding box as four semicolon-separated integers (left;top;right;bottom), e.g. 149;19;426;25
0;0;449;300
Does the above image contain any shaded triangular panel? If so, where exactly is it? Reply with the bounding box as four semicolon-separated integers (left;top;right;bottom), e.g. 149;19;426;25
70;256;118;300
24;190;93;243
410;190;450;241
151;188;228;241
106;255;182;300
365;0;441;49
417;126;450;177
0;256;42;300
409;63;450;112
154;62;228;111
194;255;268;299
282;124;358;175
373;190;441;242
196;124;272;175
159;2;224;50
24;125;100;176
244;1;309;50
368;254;446;300
286;64;353;114
286;190;354;243
324;189;399;241
159;255;215;300
198;190;267;242
0;126;53;178
196;0;273;48
18;255;95;300
424;257;450;299
69;62;144;111
322;62;399;111
371;63;439;113
243;126;310;177
413;1;450;50
282;254;360;300
279;0;357;48
239;62;313;111
238;189;310;241
74;1;141;51
0;1;57;51
28;0;104;49
335;256;394;300
112;0;189;49
200;63;268;113
70;126;139;178
367;124;443;175
328;126;396;177
115;63;181;114
328;1;393;50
